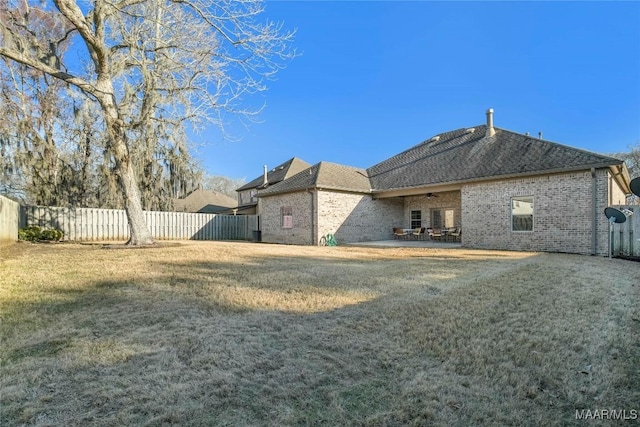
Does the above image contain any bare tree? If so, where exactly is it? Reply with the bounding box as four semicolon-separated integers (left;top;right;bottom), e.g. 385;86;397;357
0;0;294;244
612;142;640;204
203;174;246;198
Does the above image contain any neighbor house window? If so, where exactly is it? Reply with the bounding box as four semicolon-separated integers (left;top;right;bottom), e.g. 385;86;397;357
410;210;422;228
250;190;256;202
281;206;293;229
431;208;455;229
511;196;534;232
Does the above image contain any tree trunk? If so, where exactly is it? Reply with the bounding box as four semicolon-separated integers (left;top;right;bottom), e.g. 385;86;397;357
99;88;154;245
117;154;154;245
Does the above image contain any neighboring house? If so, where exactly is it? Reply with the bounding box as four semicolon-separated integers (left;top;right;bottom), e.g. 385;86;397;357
235;157;311;215
173;188;237;214
258;109;631;256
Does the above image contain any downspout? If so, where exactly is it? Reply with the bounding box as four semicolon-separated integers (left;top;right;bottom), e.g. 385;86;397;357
308;188;315;245
591;167;597;256
608;172;612;206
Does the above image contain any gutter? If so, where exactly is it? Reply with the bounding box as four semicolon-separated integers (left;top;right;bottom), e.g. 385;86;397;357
260;185;372;198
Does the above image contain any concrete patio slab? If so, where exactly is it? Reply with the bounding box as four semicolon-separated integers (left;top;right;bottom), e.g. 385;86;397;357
345;240;462;248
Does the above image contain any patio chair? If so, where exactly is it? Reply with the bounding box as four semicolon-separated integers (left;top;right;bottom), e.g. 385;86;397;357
429;228;442;241
426;228;433;240
449;228;461;242
393;228;406;240
412;227;425;240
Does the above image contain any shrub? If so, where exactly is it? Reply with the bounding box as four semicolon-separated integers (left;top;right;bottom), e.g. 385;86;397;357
40;229;64;241
18;226;42;242
18;226;64;242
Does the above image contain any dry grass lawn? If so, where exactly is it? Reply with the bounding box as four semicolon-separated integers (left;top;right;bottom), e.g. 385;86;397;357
1;241;638;426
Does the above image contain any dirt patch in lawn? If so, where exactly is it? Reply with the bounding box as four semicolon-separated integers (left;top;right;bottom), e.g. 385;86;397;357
1;241;638;426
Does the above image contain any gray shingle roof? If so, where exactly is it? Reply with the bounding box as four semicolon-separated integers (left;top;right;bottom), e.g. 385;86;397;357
173;189;237;213
259;162;371;197
367;125;624;191
237;157;311;191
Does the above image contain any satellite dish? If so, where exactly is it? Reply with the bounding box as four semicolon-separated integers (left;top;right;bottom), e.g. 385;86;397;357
604;207;627;224
630;177;640;197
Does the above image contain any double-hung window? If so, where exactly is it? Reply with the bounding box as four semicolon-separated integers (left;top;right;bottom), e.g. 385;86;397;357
410;210;422;229
281;207;293;229
511;196;534;232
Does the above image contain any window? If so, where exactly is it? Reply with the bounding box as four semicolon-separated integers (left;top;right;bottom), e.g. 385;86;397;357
250;190;256;202
431;208;455;228
410;210;422;229
511;196;533;231
281;206;293;229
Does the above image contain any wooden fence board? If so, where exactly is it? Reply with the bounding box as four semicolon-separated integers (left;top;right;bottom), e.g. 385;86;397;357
0;195;20;244
21;205;258;242
611;205;640;257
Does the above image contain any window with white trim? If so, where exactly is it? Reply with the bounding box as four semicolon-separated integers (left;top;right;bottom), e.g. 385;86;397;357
410;210;422;229
511;196;534;232
281;206;293;229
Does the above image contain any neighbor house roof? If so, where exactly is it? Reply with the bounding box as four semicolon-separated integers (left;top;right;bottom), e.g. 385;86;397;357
367;125;627;192
237;157;311;191
259;162;371;197
173;189;237;213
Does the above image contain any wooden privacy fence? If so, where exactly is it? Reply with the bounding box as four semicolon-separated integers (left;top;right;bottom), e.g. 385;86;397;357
611;205;640;257
0;195;20;244
21;205;259;242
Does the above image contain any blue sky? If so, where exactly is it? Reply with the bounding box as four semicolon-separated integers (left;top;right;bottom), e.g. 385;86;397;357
197;1;640;181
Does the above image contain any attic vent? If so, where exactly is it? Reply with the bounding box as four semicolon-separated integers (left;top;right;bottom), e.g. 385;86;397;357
279;166;284;170
465;128;476;134
430;135;441;142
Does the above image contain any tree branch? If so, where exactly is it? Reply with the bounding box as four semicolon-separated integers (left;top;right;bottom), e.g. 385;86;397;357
0;47;96;96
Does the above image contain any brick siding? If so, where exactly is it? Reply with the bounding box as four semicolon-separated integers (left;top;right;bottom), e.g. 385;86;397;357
462;169;612;255
260;191;313;245
317;191;403;244
260;190;403;245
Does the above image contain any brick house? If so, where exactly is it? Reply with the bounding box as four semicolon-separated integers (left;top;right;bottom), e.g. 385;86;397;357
257;110;631;255
235;157;311;214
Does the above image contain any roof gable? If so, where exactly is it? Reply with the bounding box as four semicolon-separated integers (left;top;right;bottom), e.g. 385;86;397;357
237;157;311;191
259;162;370;196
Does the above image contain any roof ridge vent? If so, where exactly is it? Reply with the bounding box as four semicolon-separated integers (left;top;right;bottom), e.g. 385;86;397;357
466;127;476;134
429;135;441;142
